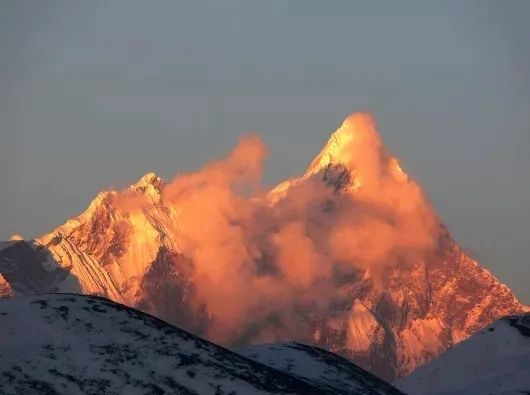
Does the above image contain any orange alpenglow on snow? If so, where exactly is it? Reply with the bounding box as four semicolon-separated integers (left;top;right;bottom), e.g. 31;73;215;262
22;112;524;380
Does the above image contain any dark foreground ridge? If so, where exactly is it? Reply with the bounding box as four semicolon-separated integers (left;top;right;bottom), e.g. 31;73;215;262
238;342;405;395
0;293;403;395
395;312;530;395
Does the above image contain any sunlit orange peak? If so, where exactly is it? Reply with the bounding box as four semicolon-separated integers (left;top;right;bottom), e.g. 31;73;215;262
305;112;376;176
133;172;162;189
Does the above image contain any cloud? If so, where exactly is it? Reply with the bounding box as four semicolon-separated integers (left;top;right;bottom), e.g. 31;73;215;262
111;114;441;345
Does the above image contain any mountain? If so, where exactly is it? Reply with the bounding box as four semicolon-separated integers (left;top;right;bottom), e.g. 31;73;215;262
0;293;404;395
395;313;530;395
238;342;404;395
1;113;526;380
0;293;311;395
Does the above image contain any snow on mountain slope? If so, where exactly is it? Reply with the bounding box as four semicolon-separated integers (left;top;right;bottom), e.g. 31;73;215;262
0;112;526;381
238;342;404;395
0;294;330;395
394;313;530;395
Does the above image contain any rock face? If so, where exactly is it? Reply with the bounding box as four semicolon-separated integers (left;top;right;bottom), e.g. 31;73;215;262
0;294;402;395
0;274;14;298
395;313;530;395
1;113;526;380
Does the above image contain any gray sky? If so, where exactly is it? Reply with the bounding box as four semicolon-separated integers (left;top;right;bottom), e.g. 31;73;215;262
1;1;529;301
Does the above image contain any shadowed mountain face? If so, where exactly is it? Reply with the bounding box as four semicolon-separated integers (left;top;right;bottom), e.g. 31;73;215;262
136;247;209;335
1;113;526;380
0;294;403;395
0;240;80;296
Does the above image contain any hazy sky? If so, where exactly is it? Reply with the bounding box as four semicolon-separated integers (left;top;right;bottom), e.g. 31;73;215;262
1;1;529;301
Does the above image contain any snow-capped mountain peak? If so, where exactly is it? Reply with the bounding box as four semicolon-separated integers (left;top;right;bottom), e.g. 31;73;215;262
305;114;364;177
1;112;525;381
131;171;164;195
